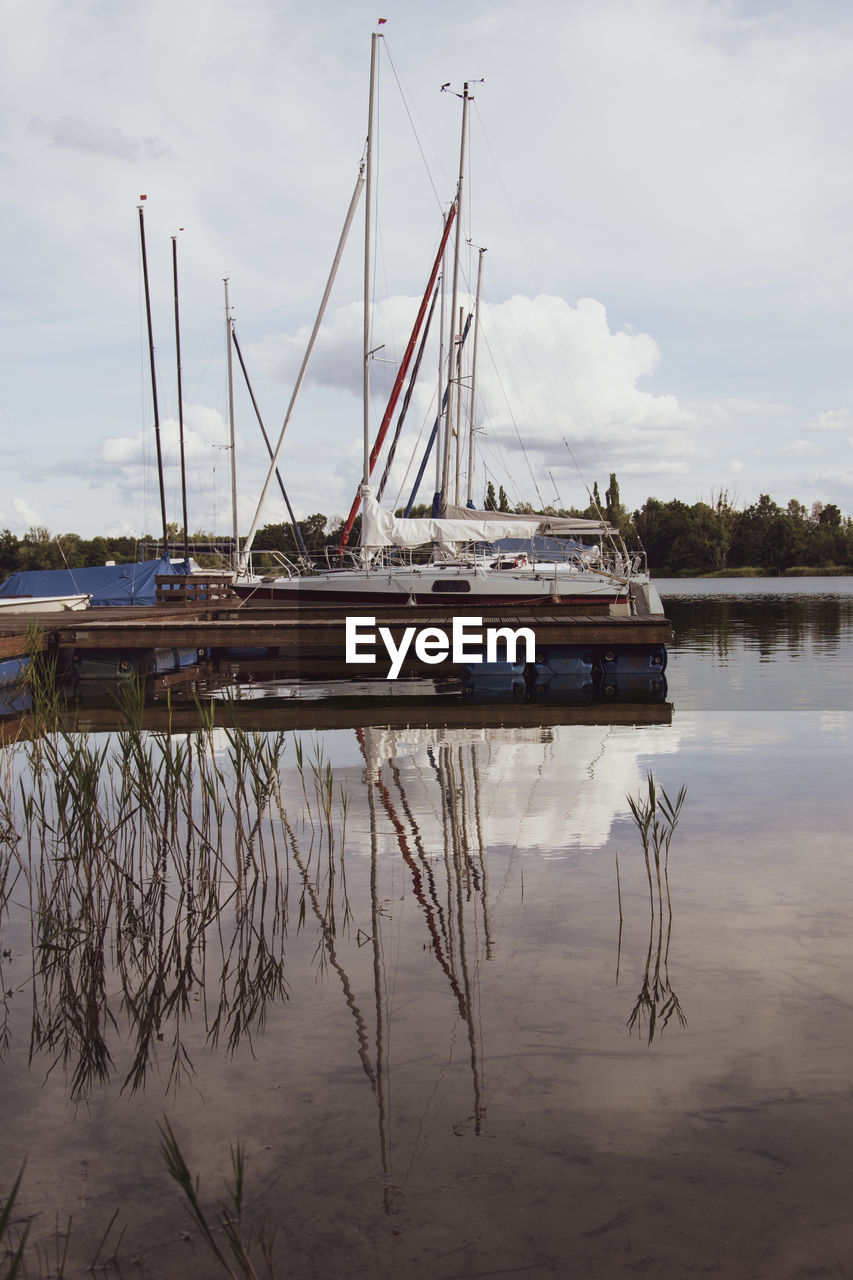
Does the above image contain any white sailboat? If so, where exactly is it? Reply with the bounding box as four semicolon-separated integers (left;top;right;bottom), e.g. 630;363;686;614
233;36;663;618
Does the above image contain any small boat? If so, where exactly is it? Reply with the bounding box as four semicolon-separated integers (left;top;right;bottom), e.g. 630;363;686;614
0;593;91;613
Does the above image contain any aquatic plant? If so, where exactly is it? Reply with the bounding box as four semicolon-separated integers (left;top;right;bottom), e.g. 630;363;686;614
0;1163;29;1280
0;710;301;1098
1;1124;276;1280
624;774;688;1044
159;1118;275;1279
626;774;686;915
19;625;64;738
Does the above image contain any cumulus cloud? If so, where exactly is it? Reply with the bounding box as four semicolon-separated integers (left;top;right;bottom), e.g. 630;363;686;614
251;292;700;507
98;405;237;528
807;409;851;432
28;116;169;161
0;498;43;536
8;0;853;529
728;460;744;473
813;468;853;495
781;439;818;454
102;405;231;471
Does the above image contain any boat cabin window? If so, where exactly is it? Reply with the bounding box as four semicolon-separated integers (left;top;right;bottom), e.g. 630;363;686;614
431;580;472;593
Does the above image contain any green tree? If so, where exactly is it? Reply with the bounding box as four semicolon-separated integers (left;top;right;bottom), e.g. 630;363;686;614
18;527;63;572
819;503;842;528
0;529;19;576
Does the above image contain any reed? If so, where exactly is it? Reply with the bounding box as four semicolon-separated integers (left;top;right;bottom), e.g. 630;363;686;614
626;775;686;916
624;774;688;1044
0;1163;29;1280
0;710;371;1275
19;625;63;739
158;1118;274;1279
2;1123;277;1280
0;707;307;1097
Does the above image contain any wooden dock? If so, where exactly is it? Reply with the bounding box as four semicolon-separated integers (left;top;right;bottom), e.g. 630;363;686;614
0;600;672;678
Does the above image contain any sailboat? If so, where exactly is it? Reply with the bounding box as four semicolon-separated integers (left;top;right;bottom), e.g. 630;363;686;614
233;37;664;618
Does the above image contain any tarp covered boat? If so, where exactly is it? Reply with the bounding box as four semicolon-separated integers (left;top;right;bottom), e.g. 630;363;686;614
0;556;187;608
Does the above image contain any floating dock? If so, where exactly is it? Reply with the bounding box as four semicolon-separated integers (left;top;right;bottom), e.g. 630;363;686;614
0;601;671;674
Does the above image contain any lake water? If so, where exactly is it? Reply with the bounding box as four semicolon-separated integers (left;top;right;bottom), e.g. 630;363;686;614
1;578;852;1279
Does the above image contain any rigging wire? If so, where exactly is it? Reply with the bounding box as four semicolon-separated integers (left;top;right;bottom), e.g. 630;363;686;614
382;40;455;218
471;102;616;499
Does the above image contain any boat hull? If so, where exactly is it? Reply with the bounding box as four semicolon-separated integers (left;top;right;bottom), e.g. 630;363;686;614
0;593;91;613
232;565;649;612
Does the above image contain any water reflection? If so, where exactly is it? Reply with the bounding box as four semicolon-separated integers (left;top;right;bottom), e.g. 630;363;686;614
620;779;687;1044
0;711;681;1107
659;578;853;709
3;582;852;1278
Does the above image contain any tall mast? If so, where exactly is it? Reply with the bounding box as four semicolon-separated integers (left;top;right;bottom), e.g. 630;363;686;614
466;246;486;507
454;304;465;506
433;221;447;516
339;202;455;551
363;31;379;490
224;278;240;569
440;81;471;512
137;201;169;549
171;234;190;567
238;164;365;567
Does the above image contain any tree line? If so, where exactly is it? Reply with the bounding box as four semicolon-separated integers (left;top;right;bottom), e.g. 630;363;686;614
2;478;851;578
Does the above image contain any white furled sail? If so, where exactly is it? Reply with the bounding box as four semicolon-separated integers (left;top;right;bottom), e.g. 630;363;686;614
360;488;541;550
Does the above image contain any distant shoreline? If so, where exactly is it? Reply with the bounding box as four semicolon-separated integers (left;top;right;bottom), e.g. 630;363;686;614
662;566;853;579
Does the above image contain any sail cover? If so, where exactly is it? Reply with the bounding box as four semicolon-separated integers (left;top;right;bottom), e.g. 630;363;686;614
441;503;617;537
360;489;615;549
360;489;541;549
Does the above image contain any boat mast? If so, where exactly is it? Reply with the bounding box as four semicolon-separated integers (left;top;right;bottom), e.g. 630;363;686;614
466;245;486;508
224;278;240;569
339;203;456;551
137;200;169;550
454;304;465;506
238;163;365;568
363;31;379;492
171;234;190;567
432;219;447;516
440;81;471;514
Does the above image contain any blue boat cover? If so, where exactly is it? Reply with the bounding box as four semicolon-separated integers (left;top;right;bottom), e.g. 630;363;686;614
0;557;188;607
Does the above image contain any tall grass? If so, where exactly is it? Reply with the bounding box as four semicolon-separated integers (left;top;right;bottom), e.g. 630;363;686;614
623;774;687;1043
0;696;368;1277
0;1163;29;1280
0;699;357;1103
159;1118;275;1279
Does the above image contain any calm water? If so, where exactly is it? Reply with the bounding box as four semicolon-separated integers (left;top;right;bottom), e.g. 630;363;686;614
1;579;852;1279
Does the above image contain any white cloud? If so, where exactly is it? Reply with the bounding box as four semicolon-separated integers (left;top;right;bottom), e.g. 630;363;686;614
813;468;853;495
6;498;42;536
251;292;700;510
807;409;851;432
103;405;231;469
29;116;169;161
781;439;818;454
728;460;744;473
5;0;853;532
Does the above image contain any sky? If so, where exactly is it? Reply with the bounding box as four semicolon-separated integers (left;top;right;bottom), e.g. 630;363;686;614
3;0;853;542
